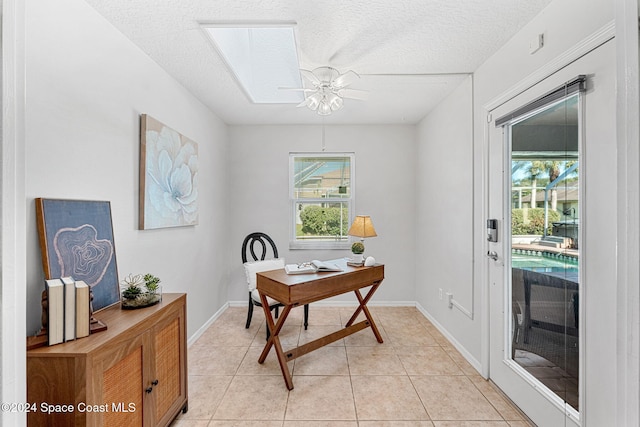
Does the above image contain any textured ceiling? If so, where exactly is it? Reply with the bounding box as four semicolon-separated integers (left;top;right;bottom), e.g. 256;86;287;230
84;0;552;125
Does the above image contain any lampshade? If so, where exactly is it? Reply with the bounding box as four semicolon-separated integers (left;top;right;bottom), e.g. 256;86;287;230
348;215;377;238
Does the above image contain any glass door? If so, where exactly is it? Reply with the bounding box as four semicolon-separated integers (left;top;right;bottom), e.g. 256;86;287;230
488;93;580;426
510;91;581;408
488;38;617;427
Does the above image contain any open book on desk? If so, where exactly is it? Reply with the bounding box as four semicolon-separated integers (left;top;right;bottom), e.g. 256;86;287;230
285;260;343;274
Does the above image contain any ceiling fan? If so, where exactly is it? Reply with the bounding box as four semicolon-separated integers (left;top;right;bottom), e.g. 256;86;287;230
285;66;368;115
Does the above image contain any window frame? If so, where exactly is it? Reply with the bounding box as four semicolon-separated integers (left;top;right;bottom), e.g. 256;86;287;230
289;152;355;250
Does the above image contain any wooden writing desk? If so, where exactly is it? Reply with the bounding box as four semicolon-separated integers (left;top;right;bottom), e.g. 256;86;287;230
257;259;384;390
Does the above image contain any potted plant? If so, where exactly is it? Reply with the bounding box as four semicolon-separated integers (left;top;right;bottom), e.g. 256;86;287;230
351;241;365;264
120;273;162;309
143;273;161;294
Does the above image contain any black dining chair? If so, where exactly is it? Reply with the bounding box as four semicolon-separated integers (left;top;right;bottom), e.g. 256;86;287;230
242;232;309;339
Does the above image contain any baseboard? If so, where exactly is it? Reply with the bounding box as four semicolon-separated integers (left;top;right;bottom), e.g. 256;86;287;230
415;302;484;377
187;302;229;347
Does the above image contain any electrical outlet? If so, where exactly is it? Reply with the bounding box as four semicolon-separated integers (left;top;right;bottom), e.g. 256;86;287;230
439;288;443;300
446;292;454;309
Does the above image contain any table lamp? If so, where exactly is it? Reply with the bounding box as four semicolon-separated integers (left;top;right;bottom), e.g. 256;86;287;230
348;215;377;263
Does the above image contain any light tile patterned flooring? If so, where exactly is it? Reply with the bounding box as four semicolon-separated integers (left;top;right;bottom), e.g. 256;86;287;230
171;306;534;427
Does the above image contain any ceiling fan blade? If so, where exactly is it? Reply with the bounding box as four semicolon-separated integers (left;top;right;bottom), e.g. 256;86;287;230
300;69;321;86
337;88;368;100
332;70;360;88
279;87;316;93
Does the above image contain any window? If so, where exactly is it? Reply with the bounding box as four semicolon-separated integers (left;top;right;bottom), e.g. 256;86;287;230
289;153;355;249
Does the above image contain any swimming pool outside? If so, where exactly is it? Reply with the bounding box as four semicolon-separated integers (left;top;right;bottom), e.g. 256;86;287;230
512;248;579;273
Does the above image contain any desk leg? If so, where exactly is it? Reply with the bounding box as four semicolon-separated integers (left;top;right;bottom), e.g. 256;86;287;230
345;282;383;343
257;294;294;390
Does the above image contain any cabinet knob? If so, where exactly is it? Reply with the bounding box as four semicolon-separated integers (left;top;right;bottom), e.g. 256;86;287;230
145;379;159;393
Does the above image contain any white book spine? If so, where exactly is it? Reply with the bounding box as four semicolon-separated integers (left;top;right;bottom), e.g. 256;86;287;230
61;277;76;342
45;279;64;345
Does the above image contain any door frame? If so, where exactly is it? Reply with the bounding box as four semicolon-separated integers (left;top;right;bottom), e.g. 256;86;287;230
613;0;640;425
1;1;28;426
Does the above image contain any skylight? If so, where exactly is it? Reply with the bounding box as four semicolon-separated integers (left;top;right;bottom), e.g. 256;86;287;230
202;24;304;104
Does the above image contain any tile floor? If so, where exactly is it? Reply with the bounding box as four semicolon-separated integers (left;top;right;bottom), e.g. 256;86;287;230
171;305;534;427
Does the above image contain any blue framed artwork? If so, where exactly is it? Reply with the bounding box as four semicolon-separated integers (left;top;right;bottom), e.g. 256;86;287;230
35;198;120;312
139;114;199;229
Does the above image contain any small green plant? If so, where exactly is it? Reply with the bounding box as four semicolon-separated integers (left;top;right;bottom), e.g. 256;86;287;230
121;273;144;300
351;241;365;254
144;273;161;294
121;273;161;299
120;273;162;309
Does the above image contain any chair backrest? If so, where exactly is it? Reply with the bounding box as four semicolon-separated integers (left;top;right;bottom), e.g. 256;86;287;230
242;232;282;292
244;258;285;292
241;232;279;263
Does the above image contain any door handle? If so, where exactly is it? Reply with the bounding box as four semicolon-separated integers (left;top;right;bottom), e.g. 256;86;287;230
487;251;498;261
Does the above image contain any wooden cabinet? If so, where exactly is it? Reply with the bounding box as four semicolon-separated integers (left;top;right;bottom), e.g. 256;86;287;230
27;293;188;427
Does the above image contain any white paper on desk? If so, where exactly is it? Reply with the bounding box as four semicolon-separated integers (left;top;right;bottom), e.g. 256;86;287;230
285;260;343;274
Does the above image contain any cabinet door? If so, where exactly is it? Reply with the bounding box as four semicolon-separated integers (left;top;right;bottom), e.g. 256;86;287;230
93;333;146;427
148;302;187;426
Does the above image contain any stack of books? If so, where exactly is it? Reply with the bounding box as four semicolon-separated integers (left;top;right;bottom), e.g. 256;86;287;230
44;276;90;345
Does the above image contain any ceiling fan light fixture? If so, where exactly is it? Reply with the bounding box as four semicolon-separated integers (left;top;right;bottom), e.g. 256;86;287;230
306;92;322;111
296;66;365;115
327;93;343;111
317;101;332;116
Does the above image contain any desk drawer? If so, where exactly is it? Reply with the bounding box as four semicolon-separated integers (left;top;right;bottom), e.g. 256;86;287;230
258;264;384;305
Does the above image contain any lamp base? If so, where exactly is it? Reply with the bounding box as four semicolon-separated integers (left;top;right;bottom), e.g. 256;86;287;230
351;254;364;264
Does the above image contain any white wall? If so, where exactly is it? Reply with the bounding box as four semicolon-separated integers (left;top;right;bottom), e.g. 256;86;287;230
416;76;476;359
24;0;230;338
227;125;417;305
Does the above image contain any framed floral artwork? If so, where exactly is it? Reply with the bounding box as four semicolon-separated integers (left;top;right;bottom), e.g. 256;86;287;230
139;114;199;229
